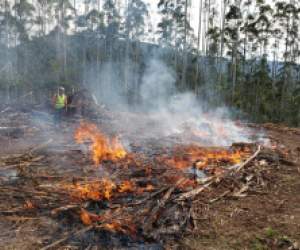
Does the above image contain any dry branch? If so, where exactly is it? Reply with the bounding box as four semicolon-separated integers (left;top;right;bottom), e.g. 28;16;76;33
29;139;53;154
209;190;231;203
236;145;262;172
51;204;80;216
175;181;213;201
0;107;10;114
143;178;185;232
0;105;284;247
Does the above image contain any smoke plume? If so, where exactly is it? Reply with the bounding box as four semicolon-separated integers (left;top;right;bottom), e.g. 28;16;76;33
87;52;255;146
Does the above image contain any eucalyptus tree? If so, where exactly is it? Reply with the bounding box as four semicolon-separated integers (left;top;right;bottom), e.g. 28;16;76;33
0;1;17;47
48;0;75;82
86;0;105;72
273;1;299;121
223;1;242;101
180;0;189;88
157;0;176;47
36;0;48;37
123;0;149;102
12;0;35;42
85;6;104;31
0;1;18;101
102;0;120;59
235;0;273;117
12;0;35;87
157;0;193;89
0;0;35;97
125;0;148;40
196;0;203;83
103;0;120;38
254;0;273;56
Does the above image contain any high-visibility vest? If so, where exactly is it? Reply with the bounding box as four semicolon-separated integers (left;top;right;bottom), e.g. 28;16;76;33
55;94;66;109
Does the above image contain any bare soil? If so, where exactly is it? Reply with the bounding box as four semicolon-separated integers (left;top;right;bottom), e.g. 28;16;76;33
181;125;300;250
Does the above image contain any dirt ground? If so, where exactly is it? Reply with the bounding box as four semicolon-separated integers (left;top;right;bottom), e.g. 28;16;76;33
0;108;300;250
181;125;300;250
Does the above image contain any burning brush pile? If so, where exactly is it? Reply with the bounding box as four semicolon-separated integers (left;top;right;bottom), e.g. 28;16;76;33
0;114;291;249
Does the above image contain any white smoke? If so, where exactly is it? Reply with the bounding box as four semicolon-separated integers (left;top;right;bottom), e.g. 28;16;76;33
86;62;128;110
87;53;254;146
137;56;252;146
140;58;176;110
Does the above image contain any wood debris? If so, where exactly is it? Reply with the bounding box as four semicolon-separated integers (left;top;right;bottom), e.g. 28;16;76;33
0;106;287;249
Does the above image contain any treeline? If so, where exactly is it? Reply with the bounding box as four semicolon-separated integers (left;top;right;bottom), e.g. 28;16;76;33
0;0;300;125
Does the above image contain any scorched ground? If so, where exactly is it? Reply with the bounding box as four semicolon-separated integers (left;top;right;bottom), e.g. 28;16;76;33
0;105;299;250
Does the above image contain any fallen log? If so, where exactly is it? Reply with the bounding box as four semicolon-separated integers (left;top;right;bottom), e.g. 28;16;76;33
235;145;262;172
175;181;213;201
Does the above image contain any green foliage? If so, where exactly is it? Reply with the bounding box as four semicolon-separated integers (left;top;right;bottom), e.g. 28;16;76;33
265;227;278;238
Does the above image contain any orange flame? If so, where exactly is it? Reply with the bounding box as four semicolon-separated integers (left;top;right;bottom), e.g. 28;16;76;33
80;208;93;225
24;200;35;209
65;179;116;201
75;122;127;165
79;208;136;236
159;145;248;170
103;219;136;235
118;180;135;193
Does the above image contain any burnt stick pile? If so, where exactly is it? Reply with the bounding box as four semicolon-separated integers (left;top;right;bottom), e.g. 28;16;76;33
0;105;291;249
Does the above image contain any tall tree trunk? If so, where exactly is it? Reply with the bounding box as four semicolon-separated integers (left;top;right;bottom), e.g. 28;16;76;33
231;0;241;103
280;14;290;120
5;0;11;103
124;0;130;97
206;0;211;53
217;0;226;98
96;0;101;71
232;25;238;103
174;0;178;78
180;0;188;89
62;1;67;81
196;0;203;96
83;0;89;86
74;0;77;33
202;0;207;55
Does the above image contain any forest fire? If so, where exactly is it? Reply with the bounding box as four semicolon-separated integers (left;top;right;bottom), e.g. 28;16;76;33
75;122;127;165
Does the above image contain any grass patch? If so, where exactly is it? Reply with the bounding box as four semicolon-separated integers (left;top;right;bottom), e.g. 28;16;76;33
264;227;278;238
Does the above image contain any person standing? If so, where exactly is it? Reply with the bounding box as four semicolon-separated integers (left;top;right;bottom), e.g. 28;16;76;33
52;87;67;124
